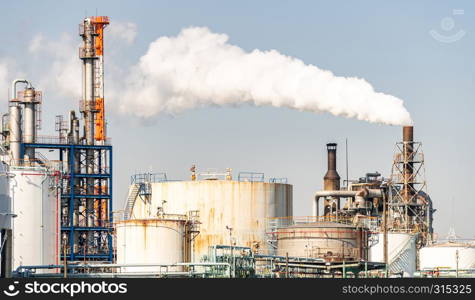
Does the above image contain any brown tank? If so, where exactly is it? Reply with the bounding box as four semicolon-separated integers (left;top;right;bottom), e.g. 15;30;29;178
323;143;340;215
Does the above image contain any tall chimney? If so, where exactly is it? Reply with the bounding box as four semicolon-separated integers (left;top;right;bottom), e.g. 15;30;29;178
402;126;414;203
323;143;340;216
324;143;340;190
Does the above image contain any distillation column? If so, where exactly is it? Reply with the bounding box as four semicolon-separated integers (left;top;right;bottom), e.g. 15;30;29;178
8;79;30;163
80;18;97;253
22;87;38;161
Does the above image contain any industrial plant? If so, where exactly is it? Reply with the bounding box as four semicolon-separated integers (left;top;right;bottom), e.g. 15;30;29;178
0;16;474;279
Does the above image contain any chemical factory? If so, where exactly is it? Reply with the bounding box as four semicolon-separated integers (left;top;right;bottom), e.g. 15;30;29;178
0;16;474;279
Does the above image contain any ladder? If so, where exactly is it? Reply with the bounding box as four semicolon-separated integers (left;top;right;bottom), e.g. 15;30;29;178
123;183;140;220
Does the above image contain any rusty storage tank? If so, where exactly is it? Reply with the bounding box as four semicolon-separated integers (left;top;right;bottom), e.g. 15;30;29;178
116;217;187;273
275;222;367;262
129;180;292;262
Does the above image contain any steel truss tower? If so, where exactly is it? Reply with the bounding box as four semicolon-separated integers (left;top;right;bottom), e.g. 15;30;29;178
388;126;434;247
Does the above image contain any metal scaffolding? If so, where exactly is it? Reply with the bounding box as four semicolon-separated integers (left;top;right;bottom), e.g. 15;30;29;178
20;142;113;261
388;134;434;246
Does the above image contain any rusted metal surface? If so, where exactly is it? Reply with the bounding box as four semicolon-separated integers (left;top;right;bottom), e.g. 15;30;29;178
274;222;366;262
402;126;414;203
130;180;293;261
323;143;341;216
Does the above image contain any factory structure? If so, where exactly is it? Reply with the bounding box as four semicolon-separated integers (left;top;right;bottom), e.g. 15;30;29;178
0;17;474;278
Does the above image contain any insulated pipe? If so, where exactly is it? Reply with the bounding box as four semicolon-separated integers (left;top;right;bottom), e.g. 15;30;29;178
9;79;30;163
11;79;30;100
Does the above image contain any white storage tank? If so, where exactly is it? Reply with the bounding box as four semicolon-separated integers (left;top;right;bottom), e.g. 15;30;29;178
10;166;60;273
368;232;417;277
116;218;186;273
129;180;292;261
419;242;475;270
0;162;12;230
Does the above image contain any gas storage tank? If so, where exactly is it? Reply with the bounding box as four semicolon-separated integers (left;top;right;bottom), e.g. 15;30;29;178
10;166;60;272
116;217;187;272
129;180;292;261
419;242;475;270
275;222;367;262
368;232;417;277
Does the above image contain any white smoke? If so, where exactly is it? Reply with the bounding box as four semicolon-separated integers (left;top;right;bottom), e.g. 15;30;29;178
28;33;81;99
118;27;412;125
108;21;138;45
27;21;138;101
0;60;9;97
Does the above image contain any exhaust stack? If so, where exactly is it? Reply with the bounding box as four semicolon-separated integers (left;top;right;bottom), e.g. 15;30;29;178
324;143;340;191
323;143;340;215
402;126;414;203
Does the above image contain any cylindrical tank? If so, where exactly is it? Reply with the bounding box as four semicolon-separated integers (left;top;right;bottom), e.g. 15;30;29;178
8;105;22;162
0;162;12;230
275;222;366;262
419;242;475;270
23;88;36;160
130;180;292;261
369;232;416;276
10;167;60;273
116;218;186;272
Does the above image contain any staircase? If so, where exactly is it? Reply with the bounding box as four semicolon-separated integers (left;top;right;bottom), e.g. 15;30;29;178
388;235;416;275
123;183;141;220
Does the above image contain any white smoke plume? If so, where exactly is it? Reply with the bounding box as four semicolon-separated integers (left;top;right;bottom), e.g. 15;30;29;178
118;27;412;125
108;21;138;45
28;33;81;99
27;21;138;101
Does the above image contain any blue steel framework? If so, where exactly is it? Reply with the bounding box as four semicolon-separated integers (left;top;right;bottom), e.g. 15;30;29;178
20;142;113;261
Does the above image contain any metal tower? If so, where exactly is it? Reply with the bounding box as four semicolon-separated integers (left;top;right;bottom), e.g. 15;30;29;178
20;16;113;262
388;126;434;247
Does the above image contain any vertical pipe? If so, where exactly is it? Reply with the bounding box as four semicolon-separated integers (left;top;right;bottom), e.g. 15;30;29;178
81;19;97;255
8;106;22;163
345;138;349;190
23;88;36;160
9;79;30;163
402;126;414;203
0;229;13;278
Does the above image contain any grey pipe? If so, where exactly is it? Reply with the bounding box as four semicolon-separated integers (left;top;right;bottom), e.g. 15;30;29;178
9;79;31;163
11;79;30;100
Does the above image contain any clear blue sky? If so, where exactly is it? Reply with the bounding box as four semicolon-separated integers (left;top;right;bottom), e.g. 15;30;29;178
1;1;474;238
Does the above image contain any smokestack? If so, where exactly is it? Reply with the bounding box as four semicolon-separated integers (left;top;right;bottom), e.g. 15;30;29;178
323;143;340;216
324;143;340;191
402;126;414;203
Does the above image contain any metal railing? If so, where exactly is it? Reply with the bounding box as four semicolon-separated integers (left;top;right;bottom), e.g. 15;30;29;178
238;172;264;182
269;178;288;184
9;159;64;172
130;172;167;185
266;215;380;229
32;135;112;145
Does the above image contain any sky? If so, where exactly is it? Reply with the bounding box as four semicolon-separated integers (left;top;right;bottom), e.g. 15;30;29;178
0;1;474;238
